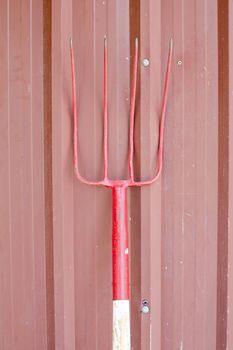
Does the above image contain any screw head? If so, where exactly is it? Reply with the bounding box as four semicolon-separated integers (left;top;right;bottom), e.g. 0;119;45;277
141;299;150;314
142;58;150;67
141;305;150;314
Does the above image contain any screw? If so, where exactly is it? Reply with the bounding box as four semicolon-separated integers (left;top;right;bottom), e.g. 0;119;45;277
141;299;150;314
177;60;182;66
141;305;150;314
142;58;150;67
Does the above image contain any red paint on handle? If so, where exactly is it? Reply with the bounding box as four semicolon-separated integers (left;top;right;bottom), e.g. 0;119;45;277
112;186;129;300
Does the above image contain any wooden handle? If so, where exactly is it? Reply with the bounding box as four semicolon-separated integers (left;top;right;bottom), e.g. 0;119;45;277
113;300;130;349
112;187;130;349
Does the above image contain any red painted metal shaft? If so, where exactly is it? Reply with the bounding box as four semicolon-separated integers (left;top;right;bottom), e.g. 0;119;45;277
112;186;129;300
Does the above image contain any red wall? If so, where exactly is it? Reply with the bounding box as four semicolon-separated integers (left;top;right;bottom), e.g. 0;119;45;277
0;0;232;349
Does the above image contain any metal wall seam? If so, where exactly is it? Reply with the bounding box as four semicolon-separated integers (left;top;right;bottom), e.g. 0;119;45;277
227;0;233;347
217;0;229;349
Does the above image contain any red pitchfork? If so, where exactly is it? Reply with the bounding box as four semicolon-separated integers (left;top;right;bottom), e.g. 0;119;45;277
70;37;173;349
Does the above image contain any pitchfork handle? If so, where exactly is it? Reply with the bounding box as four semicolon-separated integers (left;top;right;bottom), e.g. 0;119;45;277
112;186;130;349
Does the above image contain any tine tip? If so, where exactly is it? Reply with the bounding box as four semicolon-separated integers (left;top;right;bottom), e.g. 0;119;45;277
170;37;173;48
135;37;138;47
104;35;107;47
70;37;73;47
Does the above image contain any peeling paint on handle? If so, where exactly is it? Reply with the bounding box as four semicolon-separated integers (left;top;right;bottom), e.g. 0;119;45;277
113;300;130;350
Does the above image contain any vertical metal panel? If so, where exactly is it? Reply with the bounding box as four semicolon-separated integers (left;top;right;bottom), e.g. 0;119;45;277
51;1;75;349
0;0;47;349
139;0;163;348
52;0;130;348
0;0;233;349
161;1;219;349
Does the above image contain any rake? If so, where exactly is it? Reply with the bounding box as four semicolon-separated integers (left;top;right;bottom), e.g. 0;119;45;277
70;37;173;349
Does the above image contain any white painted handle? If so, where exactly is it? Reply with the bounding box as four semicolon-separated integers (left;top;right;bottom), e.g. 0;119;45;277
113;300;130;350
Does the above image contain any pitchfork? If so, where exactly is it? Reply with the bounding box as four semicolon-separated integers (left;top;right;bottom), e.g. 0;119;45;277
70;37;173;349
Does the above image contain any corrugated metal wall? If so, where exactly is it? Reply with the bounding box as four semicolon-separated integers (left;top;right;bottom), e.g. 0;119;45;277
0;0;232;349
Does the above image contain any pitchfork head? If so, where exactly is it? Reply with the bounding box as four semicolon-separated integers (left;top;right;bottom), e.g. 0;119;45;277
70;37;173;188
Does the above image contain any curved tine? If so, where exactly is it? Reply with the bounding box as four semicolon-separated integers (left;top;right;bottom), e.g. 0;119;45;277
103;36;108;180
128;38;139;182
70;38;104;187
130;38;173;187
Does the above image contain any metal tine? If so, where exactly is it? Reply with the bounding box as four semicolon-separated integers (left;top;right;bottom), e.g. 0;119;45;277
70;38;105;186
71;37;172;188
129;38;173;187
128;38;139;183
